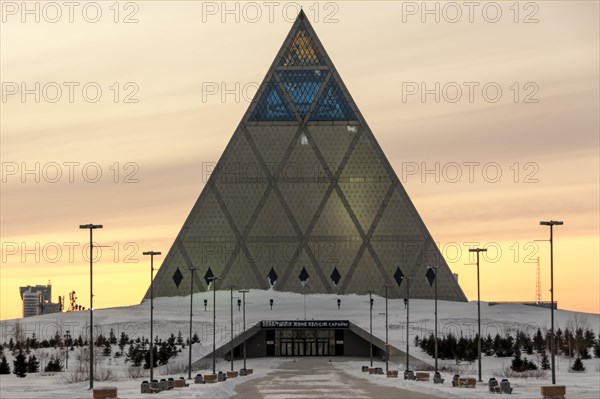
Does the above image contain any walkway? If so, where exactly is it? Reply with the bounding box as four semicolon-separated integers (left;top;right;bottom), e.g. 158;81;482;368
231;358;445;399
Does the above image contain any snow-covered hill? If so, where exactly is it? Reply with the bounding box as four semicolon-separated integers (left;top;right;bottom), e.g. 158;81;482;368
0;289;598;398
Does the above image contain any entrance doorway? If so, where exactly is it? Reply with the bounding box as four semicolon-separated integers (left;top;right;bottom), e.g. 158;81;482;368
280;338;330;356
273;330;336;356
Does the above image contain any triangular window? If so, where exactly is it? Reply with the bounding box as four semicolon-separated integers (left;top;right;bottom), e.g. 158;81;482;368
249;78;295;121
279;24;325;66
279;70;326;118
310;79;356;121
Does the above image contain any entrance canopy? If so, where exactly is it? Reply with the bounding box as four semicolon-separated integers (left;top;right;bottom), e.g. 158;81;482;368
192;320;430;367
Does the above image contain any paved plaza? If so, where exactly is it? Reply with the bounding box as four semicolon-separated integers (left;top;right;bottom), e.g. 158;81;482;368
232;358;444;399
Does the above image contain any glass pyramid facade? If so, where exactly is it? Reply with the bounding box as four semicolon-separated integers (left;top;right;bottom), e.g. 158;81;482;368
146;11;467;302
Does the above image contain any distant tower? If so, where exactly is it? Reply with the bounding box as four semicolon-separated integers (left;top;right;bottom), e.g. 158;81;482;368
68;291;77;311
20;288;41;317
536;256;542;303
19;283;60;317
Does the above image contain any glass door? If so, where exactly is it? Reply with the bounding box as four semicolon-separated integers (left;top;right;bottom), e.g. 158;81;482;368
281;339;293;356
305;338;315;356
293;339;304;356
317;339;329;356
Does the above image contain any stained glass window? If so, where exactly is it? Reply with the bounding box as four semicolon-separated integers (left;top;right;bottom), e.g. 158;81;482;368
279;70;326;118
279;24;325;66
249;78;296;121
310;79;357;121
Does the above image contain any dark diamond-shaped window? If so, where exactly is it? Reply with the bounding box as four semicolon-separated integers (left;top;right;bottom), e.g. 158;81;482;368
279;70;326;118
309;79;356;121
330;267;341;286
172;267;183;288
267;267;278;286
425;267;436;287
249;77;295;121
393;266;404;286
204;267;214;286
298;267;309;284
279;24;325;66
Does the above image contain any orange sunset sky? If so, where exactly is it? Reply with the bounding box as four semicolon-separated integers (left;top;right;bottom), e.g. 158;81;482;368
1;1;598;320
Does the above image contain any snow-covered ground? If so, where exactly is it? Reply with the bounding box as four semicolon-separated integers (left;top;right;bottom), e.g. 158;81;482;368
0;289;599;398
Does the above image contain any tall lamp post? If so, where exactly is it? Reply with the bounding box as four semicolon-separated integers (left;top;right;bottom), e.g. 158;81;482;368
207;275;219;374
142;250;161;383
384;284;389;374
187;266;197;379
426;266;439;374
540;220;563;385
238;289;249;370
79;223;102;390
404;276;412;372
367;290;374;367
64;330;71;370
469;247;487;382
229;285;235;372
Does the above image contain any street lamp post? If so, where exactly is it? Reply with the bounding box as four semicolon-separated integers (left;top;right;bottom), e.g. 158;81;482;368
64;330;71;370
207;276;219;374
405;276;412;372
540;220;563;385
142;250;161;383
238;289;249;370
469;247;487;382
188;266;197;379
79;223;102;390
303;286;307;319
433;267;438;374
367;290;374;367
384;284;389;374
229;285;235;372
426;266;439;374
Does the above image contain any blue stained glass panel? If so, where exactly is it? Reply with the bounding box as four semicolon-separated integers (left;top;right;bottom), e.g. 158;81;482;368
309;79;357;121
279;70;326;119
249;78;296;121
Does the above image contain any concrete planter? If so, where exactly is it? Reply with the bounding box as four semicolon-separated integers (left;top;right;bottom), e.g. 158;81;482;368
204;374;218;383
227;371;239;378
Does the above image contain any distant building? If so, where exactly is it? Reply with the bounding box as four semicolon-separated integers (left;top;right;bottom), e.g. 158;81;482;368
19;284;63;318
21;288;41;317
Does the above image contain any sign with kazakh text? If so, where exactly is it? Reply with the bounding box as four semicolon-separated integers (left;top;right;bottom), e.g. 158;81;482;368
261;320;349;329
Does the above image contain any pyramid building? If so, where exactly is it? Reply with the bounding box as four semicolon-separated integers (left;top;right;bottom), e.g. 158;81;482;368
146;11;467;302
